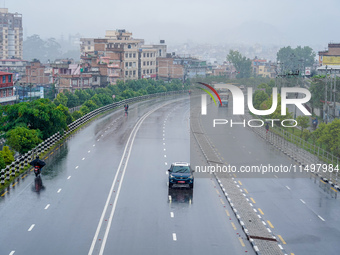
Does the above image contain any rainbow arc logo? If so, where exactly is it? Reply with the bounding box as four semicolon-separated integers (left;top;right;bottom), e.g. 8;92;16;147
196;82;222;107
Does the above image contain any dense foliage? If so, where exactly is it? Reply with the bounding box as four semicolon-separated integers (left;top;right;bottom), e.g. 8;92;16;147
0;79;188;158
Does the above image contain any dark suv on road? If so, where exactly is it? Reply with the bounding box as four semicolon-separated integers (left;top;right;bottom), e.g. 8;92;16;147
168;162;194;189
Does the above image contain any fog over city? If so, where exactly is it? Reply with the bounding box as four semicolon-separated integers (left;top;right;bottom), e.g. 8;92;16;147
5;0;340;48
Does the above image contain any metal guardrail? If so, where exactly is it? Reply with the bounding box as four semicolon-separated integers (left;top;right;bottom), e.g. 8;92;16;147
0;90;186;186
242;112;340;190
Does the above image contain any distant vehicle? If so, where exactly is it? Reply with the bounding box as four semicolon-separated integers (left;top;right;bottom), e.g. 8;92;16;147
168;162;194;189
219;92;229;107
239;85;245;90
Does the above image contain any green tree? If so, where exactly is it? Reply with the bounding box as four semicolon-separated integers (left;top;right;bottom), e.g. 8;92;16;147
72;110;82;120
296;116;310;136
83;100;98;112
80;105;90;115
317;119;340;157
53;93;68;106
0;153;5;170
56;104;73;124
0;146;14;165
64;90;80;108
260;93;293;122
277;46;316;74
253;90;269;109
146;85;157;94
227;50;252;78
6;126;43;154
257;83;271;95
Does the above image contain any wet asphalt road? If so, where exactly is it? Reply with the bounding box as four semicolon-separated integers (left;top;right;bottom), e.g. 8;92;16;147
0;96;254;255
200;98;340;255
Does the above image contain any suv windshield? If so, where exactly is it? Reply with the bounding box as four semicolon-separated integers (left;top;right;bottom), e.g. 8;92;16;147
172;166;190;173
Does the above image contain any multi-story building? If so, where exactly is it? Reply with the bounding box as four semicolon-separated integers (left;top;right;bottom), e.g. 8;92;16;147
0;71;17;105
211;62;237;79
0;8;23;60
25;60;49;85
138;45;157;79
0;59;28;78
252;57;276;78
157;56;184;81
318;43;340;66
80;38;95;55
81;29;164;84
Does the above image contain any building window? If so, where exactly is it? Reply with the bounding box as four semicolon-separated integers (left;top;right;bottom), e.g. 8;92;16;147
125;62;128;67
8;75;11;82
143;53;146;58
88;46;91;50
147;61;149;66
143;61;145;66
133;70;136;75
133;53;136;58
125;53;128;58
2;76;5;83
147;69;149;74
159;49;162;56
129;62;132;67
125;71;128;76
129;53;132;58
143;70;146;74
128;44;131;49
150;70;152;74
147;53;149;57
8;90;12;96
129;71;132;75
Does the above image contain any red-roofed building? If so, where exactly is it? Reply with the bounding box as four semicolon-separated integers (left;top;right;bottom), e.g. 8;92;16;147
0;71;17;105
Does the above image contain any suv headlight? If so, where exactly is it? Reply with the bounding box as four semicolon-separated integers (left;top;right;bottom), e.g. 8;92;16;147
170;174;174;178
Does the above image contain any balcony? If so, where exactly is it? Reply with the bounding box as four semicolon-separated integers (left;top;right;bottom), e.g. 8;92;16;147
0;83;13;89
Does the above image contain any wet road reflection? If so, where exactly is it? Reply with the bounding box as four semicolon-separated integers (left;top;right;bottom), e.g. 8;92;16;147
32;176;45;193
168;188;193;204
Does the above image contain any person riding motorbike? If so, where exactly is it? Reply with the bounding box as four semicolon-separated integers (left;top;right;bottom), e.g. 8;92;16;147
30;155;46;176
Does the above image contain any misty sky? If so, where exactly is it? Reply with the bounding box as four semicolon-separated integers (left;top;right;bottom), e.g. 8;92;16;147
4;0;340;48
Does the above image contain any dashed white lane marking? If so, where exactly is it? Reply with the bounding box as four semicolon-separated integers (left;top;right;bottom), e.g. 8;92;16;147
170;212;174;218
67;176;71;180
9;251;15;255
318;215;325;221
28;224;35;232
88;150;91;153
44;204;50;210
97;139;100;141
57;189;62;193
163;138;165;140
82;157;85;160
300;199;306;204
164;155;167;158
286;186;291;190
93;144;95;147
164;148;166;151
172;233;177;241
166;171;168;175
75;166;79;169
163;143;165;145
